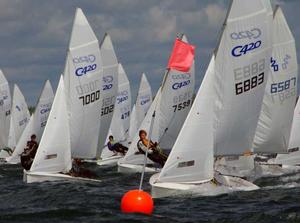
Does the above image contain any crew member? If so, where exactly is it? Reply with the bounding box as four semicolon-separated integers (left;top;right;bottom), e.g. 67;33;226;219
69;158;97;178
20;134;39;170
136;130;168;167
107;135;128;155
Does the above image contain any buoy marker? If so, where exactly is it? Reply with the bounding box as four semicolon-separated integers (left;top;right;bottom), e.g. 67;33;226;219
121;112;156;215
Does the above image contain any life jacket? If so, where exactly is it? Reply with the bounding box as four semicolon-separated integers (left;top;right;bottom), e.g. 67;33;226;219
137;139;146;155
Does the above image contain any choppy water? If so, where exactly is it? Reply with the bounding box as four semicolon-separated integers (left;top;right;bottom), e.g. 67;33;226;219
0;163;300;223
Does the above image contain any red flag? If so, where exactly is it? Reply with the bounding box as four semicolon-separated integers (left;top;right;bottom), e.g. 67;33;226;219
167;38;195;72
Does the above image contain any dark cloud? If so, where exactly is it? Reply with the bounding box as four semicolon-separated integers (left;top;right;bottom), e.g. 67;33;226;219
0;0;298;105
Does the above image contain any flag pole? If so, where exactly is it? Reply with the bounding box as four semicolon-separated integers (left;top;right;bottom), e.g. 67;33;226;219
138;33;185;191
139;111;156;190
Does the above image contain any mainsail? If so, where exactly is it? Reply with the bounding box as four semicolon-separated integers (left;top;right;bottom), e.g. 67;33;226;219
30;76;72;173
63;8;103;159
120;35;195;165
275;97;300;165
97;33;118;156
288;98;300;150
0;70;11;148
7;80;54;164
100;63;131;159
7;85;30;149
109;63;131;141
213;0;272;156
158;56;215;183
128;73;152;142
253;6;298;153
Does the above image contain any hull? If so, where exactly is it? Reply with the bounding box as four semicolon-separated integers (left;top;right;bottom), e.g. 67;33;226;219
97;155;123;167
215;155;300;181
23;170;101;184
254;162;300;179
274;151;300;166
118;163;159;173
215;158;255;179
150;173;259;199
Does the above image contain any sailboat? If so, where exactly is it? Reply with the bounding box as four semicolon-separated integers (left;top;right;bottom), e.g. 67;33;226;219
150;0;271;198
0;70;11;157
98;63;131;166
128;73;153;143
24;8;103;183
6;80;54;164
118;35;195;173
64;8;103;159
24;76;86;183
3;84;30;158
217;5;299;179
253;5;299;176
271;6;299;167
96;34;119;158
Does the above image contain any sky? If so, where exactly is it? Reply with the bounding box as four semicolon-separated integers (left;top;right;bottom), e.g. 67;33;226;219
0;0;299;106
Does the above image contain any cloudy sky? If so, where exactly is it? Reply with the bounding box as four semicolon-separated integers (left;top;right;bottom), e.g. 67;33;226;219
0;0;298;105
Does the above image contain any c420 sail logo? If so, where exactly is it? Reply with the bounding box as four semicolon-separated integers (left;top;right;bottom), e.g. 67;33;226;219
73;54;97;76
230;28;262;57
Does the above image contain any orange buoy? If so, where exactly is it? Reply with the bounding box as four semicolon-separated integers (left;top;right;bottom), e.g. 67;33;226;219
121;190;154;215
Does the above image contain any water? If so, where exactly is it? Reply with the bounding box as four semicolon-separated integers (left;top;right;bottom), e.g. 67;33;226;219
0;164;300;223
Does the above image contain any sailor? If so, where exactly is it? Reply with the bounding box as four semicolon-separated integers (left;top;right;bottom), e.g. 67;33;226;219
69;158;97;178
136;130;168;167
20;134;39;170
107;135;128;155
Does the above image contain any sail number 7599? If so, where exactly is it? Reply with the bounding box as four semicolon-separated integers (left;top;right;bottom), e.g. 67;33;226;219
172;99;191;112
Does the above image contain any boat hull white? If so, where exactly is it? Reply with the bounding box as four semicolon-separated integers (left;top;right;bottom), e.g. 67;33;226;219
118;163;159;173
254;162;300;179
149;173;259;198
97;155;123;167
23;170;101;184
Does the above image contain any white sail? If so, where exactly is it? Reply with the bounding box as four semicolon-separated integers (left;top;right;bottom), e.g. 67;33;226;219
120;35;195;165
158;56;215;183
7;80;54;164
7;85;30;149
135;73;152;128
151;35;195;150
121;89;161;165
100;63;131;159
253;6;297;153
128;73;152;142
0;70;11;148
158;62;195;150
30;76;72;173
275;98;300;165
110;63;131;141
97;33;118;156
288;98;300;150
64;8;103;159
128;104;137;142
214;0;272;156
